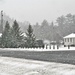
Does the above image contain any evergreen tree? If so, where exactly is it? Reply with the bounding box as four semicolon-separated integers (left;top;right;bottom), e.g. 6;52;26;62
1;21;11;48
10;20;23;48
25;24;36;48
41;20;49;27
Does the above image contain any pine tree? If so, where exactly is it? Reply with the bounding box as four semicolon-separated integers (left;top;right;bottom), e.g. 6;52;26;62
25;24;36;48
10;20;23;48
1;21;11;48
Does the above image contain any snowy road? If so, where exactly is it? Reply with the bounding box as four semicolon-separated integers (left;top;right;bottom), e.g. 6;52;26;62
0;57;75;75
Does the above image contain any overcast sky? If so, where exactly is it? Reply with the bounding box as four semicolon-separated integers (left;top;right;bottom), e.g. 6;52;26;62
0;0;75;24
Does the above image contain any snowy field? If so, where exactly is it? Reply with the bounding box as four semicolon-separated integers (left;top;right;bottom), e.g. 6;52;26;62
0;57;75;75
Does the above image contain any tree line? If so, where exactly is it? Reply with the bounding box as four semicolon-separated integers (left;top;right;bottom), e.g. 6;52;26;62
0;20;44;48
33;13;75;42
1;13;74;45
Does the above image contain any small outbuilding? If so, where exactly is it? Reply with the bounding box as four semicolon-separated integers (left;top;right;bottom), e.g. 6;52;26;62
64;33;75;46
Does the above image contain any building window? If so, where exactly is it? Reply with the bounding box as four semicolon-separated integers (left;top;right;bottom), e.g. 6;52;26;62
73;38;74;43
70;38;72;42
65;39;66;42
68;38;69;42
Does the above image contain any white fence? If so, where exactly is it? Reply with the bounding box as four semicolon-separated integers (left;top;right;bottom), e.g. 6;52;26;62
0;45;75;51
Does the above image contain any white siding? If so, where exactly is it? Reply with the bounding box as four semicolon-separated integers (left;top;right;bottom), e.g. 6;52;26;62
64;38;75;46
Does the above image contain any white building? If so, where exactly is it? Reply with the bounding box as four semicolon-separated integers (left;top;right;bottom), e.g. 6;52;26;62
43;40;50;45
64;33;75;46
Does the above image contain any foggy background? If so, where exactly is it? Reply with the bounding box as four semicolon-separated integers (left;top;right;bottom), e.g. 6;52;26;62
0;0;75;42
0;0;75;24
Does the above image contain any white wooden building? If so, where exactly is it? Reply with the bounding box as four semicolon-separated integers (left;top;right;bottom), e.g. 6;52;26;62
64;33;75;46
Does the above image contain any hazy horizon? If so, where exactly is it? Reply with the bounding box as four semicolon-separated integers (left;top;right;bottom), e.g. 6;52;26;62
0;0;75;25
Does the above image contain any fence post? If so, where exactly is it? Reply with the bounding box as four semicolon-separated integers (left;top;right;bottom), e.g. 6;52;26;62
57;45;59;49
68;45;70;49
49;45;51;49
46;45;47;49
53;45;55;49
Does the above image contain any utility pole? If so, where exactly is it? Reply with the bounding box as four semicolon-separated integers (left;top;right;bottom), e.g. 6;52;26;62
51;22;54;41
1;10;3;33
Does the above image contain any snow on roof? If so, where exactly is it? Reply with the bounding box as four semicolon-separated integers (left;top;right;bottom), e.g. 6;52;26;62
64;33;75;38
0;33;2;37
22;33;26;37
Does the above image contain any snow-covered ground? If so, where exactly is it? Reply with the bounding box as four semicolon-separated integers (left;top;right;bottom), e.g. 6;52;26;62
0;57;75;75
